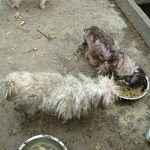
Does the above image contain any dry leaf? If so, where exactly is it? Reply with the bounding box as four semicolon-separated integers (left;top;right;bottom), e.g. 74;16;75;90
95;144;101;150
6;32;12;35
13;12;22;20
20;21;25;26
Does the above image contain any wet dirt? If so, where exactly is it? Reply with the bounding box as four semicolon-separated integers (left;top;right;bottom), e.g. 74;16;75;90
0;0;150;149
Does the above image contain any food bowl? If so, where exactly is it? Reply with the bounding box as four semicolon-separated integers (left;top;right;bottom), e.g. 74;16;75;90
147;129;150;142
118;76;149;100
18;134;67;150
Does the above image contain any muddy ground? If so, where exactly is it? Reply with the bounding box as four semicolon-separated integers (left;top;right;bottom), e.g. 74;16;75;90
0;0;150;149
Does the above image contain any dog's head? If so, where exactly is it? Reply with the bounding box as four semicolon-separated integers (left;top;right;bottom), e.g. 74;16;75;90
13;94;43;115
125;68;147;88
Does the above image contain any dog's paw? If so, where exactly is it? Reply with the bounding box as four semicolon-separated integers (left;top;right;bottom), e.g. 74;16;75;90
89;59;99;67
97;64;108;76
40;0;48;9
7;3;16;8
40;5;46;9
75;44;87;56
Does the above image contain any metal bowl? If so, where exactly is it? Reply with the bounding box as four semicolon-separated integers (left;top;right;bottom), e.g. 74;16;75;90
18;134;67;150
119;76;149;100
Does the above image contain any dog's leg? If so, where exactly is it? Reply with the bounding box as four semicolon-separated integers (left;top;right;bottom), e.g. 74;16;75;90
84;30;100;66
85;50;99;67
40;0;48;9
6;0;15;8
14;0;21;8
21;112;29;126
98;61;111;76
75;38;88;56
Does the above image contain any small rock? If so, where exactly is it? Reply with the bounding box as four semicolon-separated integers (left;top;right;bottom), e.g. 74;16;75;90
33;47;38;51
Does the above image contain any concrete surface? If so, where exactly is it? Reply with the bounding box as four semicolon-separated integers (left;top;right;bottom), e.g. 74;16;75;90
114;0;150;48
0;0;150;150
135;0;150;4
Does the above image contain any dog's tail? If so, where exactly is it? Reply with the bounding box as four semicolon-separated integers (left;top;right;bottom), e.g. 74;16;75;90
0;79;20;102
0;72;29;102
0;72;37;102
0;75;18;105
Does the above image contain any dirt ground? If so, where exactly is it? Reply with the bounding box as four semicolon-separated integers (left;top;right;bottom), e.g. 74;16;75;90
0;0;150;149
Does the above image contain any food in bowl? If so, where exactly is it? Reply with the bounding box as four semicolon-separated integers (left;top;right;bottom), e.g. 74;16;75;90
30;143;55;150
116;80;145;98
116;76;149;100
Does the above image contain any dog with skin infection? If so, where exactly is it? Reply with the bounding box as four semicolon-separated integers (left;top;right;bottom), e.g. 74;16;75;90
76;26;147;88
0;71;119;122
6;0;49;9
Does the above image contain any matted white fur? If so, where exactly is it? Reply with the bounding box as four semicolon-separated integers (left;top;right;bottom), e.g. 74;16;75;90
6;0;49;9
1;71;120;121
114;49;139;77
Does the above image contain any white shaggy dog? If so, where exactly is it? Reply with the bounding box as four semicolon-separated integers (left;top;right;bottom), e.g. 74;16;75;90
6;0;49;9
0;72;120;122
